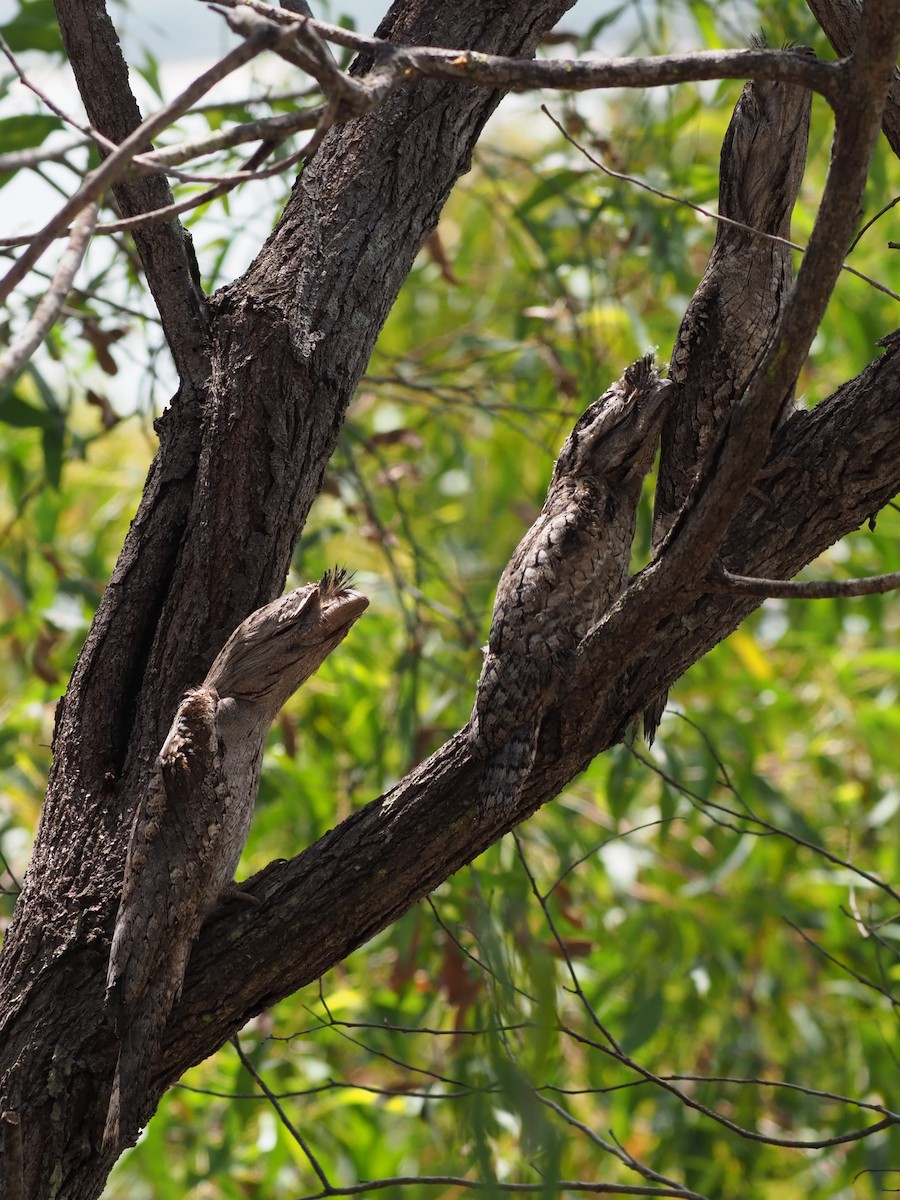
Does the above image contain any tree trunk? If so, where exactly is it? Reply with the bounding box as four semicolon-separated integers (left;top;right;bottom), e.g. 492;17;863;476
1;1;900;1197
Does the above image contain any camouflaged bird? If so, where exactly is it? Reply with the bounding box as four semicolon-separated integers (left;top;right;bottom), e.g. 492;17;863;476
104;569;368;1150
470;356;671;816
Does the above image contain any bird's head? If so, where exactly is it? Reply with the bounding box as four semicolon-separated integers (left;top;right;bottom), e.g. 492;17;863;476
553;355;672;484
204;568;369;714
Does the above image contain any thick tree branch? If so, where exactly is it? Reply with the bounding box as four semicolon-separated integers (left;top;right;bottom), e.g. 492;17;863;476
52;0;210;388
161;329;900;1093
807;0;900;157
577;0;900;682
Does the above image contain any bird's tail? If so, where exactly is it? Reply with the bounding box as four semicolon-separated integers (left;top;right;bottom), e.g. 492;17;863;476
102;977;177;1153
478;725;538;820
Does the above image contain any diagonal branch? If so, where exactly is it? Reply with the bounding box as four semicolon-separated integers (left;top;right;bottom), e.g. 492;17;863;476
0;201;98;386
576;0;900;685
807;0;900;158
161;331;900;1093
53;0;210;389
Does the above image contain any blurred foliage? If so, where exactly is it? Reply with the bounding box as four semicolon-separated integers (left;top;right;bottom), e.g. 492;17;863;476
1;0;900;1198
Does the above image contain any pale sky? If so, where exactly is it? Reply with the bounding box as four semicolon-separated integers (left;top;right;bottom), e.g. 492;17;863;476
115;2;616;62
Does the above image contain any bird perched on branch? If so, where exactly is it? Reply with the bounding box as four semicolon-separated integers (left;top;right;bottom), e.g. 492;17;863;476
103;568;368;1151
642;46;812;742
470;356;671;818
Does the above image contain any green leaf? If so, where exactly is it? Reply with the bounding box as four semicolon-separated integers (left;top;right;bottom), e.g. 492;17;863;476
605;742;636;822
620;989;664;1054
1;0;63;54
0;392;53;430
40;425;63;488
0;114;63;152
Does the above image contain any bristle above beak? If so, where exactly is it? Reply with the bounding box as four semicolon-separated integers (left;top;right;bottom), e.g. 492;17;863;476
320;566;355;595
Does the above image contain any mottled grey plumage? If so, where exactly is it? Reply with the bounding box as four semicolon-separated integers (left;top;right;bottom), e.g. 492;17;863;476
643;51;812;741
470;356;671;816
104;569;368;1150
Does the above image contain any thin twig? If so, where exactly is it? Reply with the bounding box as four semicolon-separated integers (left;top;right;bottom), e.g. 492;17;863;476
131;105;326;172
564;1025;899;1150
231;1034;332;1190
709;562;900;598
629;743;900;906
0;34;117;155
295;1177;716;1198
0;136;89;174
783;919;899;1006
849;193;900;251
537;1093;708;1200
665;1074;899;1118
513;833;623;1054
0;21;290;305
0;201;99;386
543;106;900;304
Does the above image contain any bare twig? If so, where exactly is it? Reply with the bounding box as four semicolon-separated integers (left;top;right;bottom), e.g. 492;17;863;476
295;1177;714;1198
0;34;117;155
709;562;900;599
0;136;89;174
565;1025;899;1150
0;22;290;306
513;834;623;1054
0;201;99;386
665;1074;900;1119
543;106;900;303
784;919;899;1006
629;742;900;906
207;0;841;103
231;1034;332;1188
130;105;326;172
536;1094;709;1200
848;193;900;251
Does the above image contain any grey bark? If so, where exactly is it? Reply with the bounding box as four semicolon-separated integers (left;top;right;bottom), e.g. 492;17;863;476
642;50;812;740
0;2;899;1199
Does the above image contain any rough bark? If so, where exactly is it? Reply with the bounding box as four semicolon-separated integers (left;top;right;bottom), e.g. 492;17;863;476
642;51;812;739
1;1;899;1198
